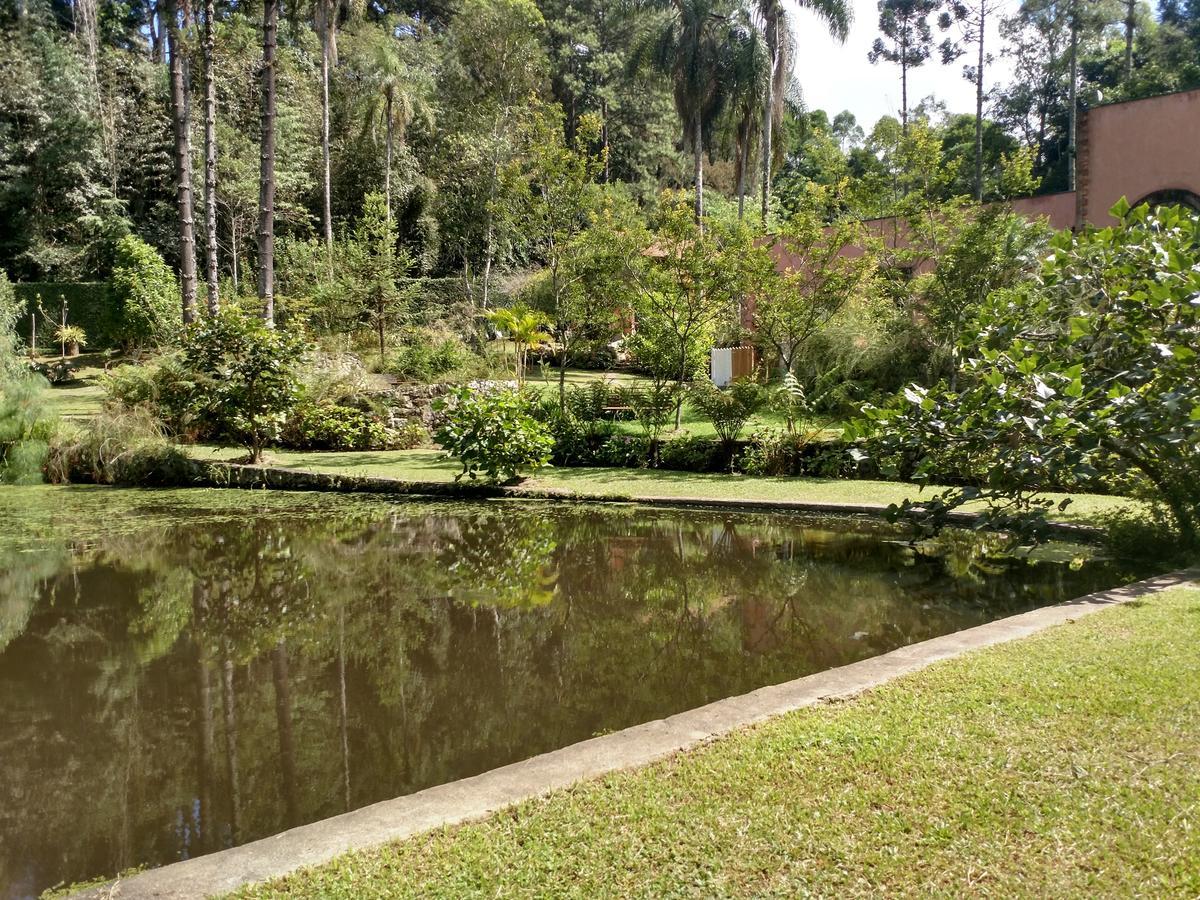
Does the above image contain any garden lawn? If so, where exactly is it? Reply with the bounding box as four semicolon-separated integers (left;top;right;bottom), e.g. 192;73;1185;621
234;585;1200;898
192;446;1140;527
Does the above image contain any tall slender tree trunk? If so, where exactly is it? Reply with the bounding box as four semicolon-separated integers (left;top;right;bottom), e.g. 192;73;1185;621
693;115;704;229
258;0;279;327
272;640;299;827
384;91;394;223
220;638;241;842
900;34;909;132
192;586;215;853
231;215;240;294
760;26;777;225
1067;0;1078;192
1123;0;1135;81
338;606;351;810
480;114;504;310
151;1;165;62
973;12;985;202
202;0;220;314
166;0;198;324
320;1;335;273
736;131;747;220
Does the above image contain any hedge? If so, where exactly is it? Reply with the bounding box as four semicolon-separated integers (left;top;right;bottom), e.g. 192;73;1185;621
13;282;116;349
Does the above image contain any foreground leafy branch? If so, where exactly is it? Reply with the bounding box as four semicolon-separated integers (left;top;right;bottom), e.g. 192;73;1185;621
853;201;1200;551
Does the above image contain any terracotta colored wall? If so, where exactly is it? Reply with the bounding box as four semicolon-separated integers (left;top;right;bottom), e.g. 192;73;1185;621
1080;88;1200;224
1011;191;1076;231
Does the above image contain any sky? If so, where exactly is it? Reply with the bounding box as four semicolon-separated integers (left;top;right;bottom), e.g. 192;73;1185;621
788;0;1022;131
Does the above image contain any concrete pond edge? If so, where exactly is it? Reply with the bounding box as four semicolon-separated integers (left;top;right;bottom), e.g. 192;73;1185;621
80;566;1200;899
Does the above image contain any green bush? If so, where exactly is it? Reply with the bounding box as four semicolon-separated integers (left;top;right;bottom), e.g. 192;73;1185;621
616;382;678;446
433;385;553;483
594;433;652;468
103;354;203;438
283;400;426;451
857;202;1200;548
689;377;766;450
657;434;725;472
177;309;307;463
387;329;472;382
0;272;25;374
109;235;178;350
565;381;616;423
0;373;55;482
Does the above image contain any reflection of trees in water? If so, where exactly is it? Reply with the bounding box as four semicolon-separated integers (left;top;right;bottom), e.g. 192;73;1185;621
0;500;1127;895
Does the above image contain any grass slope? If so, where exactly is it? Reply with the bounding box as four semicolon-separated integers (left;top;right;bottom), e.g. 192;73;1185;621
192;446;1139;527
235;586;1200;898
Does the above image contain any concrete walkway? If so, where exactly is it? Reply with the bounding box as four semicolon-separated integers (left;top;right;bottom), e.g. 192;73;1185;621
80;568;1199;899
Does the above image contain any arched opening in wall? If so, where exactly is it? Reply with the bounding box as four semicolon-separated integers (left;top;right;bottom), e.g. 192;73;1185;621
1131;189;1200;213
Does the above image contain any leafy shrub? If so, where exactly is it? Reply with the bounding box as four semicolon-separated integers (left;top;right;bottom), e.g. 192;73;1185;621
388;329;472;382
433;385;553;483
689;377;766;449
565;380;615;423
594;433;652;468
569;340;618;370
0;374;54;482
737;429;870;478
856;202;1200;548
282;400;426;451
177;309;307;463
108;235;178;350
1101;506;1196;567
295;351;373;403
104;353;205;438
657;434;725;472
616;382;677;445
0;272;24;376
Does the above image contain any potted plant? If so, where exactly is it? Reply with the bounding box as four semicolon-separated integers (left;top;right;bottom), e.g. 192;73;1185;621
55;324;87;358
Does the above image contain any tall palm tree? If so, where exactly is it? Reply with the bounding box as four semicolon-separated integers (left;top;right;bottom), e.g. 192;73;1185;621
758;0;850;225
359;25;431;223
637;0;737;227
314;0;363;267
725;8;771;219
488;306;550;385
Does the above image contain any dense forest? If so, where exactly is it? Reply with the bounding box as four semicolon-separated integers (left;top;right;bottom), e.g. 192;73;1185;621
1;0;1197;295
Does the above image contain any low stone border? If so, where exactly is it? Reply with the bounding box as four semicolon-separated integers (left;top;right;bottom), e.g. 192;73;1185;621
172;459;1104;542
80;568;1198;899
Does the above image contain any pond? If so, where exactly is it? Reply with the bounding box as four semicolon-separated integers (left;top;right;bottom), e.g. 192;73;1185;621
0;487;1142;898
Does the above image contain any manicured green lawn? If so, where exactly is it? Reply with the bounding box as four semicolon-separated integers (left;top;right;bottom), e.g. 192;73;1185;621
41;379;106;418
234;585;1200;898
192;446;1139;527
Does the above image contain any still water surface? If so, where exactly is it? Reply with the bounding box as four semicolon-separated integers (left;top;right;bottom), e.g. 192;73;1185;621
0;488;1138;897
